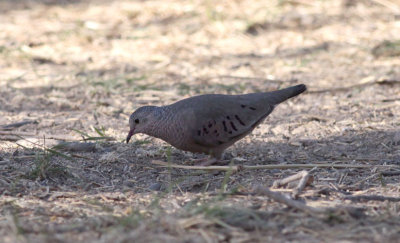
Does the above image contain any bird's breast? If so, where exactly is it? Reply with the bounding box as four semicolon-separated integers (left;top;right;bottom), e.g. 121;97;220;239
145;111;192;150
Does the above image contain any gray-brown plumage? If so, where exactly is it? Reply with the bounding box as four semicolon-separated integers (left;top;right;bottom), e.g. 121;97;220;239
127;84;306;165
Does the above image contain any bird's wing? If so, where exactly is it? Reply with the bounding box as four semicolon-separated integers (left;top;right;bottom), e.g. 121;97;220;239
191;94;274;147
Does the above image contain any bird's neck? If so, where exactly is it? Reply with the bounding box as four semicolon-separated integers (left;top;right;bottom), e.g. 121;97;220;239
144;106;173;139
146;106;188;149
143;106;187;148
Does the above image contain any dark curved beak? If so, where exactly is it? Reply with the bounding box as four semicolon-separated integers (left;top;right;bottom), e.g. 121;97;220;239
126;129;135;143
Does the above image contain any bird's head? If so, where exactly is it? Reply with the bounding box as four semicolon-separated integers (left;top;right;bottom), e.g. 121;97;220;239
126;106;157;143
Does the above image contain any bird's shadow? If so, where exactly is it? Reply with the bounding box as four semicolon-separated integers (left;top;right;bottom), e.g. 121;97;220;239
1;129;399;196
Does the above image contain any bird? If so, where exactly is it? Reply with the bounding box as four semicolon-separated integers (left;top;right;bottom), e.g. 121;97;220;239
126;84;306;165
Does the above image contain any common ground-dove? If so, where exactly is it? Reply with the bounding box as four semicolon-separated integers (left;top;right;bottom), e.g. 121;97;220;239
127;84;306;165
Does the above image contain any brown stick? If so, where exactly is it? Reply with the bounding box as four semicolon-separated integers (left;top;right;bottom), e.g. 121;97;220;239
369;0;400;13
0;131;78;141
152;160;240;171
252;185;325;215
293;171;314;198
273;170;309;187
0;120;37;130
272;170;315;198
342;195;400;202
211;75;287;83
151;160;399;171
308;79;400;94
0;131;36;136
53;142;97;152
381;170;400;176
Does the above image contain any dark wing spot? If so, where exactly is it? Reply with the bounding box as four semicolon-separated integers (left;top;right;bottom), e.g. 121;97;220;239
228;131;232;134
203;127;209;134
235;115;246;126
208;123;212;128
241;104;246;108
217;141;224;145
222;121;227;132
230;121;237;131
249;107;256;110
226;116;231;120
197;130;201;136
214;130;218;133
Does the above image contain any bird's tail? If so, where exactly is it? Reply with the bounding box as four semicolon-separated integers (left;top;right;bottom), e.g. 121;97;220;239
266;84;307;105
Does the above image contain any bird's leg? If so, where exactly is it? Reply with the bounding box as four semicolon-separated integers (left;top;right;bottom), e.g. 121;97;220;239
198;152;225;166
190;152;224;166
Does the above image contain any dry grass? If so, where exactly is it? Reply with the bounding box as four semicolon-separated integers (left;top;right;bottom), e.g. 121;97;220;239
1;0;400;242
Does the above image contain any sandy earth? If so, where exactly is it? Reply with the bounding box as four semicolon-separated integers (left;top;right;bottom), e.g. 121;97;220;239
0;0;400;242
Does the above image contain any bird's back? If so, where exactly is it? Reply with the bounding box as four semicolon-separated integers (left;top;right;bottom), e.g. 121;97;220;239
164;84;306;157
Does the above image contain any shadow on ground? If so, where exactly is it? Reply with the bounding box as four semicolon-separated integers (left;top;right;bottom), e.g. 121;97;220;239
1;129;400;242
1;129;399;196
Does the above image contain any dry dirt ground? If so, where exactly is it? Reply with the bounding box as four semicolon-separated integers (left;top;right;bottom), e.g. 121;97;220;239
1;0;400;242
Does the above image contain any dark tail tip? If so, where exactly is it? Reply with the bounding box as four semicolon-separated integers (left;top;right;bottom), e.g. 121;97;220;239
295;84;307;94
269;84;307;105
284;83;307;100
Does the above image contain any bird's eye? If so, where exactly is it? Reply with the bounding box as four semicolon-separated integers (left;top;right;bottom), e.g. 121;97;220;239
134;119;139;124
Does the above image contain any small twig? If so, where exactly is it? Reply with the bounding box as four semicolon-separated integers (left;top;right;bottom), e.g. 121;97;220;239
338;171;348;185
293;171;314;198
308;79;400;94
273;170;309;188
381;98;400;102
151;160;399;171
212;187;366;219
369;0;400;13
282;0;318;6
0;131;35;136
273;169;316;198
0;120;38;130
211;75;288;83
352;173;380;186
343;195;400;202
52;142;97;152
13;136;75;160
252;185;325;215
152;160;241;171
381;170;400;176
0;131;77;141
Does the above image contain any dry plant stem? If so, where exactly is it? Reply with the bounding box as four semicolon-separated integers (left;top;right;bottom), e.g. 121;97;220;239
54;142;96;152
211;75;287;83
273;169;315;198
273;170;309;187
343;195;400;202
0;120;37;130
293;171;314;198
151;160;399;171
0;131;77;141
352;173;380;186
252;185;325;215
308;79;400;93
381;170;400;176
369;0;400;12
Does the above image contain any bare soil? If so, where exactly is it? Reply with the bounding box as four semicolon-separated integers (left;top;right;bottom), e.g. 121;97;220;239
1;0;400;242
